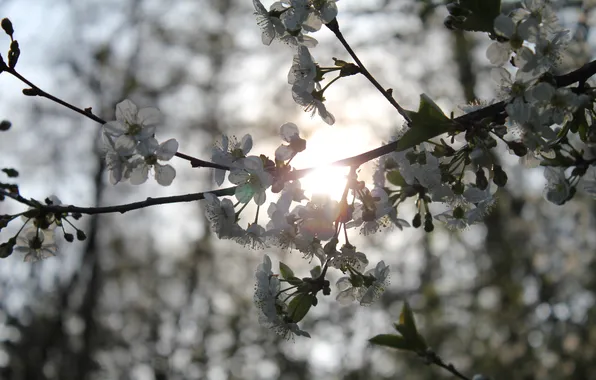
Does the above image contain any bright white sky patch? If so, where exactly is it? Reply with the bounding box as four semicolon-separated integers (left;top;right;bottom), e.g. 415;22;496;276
291;124;378;200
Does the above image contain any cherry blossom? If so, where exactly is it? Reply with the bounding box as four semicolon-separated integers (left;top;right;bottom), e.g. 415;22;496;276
14;228;57;262
102;99;161;155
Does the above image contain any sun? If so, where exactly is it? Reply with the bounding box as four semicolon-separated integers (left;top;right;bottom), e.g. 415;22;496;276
289;125;376;200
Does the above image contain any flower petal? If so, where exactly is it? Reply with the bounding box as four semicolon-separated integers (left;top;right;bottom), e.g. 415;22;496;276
155;164;176;186
156;139;179;161
115;99;138;122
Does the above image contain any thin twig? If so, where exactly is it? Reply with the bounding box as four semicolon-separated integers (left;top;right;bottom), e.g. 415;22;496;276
325;19;412;124
424;350;472;380
286;58;596;179
5;67;226;170
0;187;236;215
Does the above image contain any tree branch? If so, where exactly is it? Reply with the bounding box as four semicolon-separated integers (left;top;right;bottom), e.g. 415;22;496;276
4;67;227;170
1;186;236;215
287;58;596;179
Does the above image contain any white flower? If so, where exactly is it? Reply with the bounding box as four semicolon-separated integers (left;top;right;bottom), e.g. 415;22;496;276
254;254;281;322
395;151;449;200
336;261;390;306
517;0;561;35
486;14;535;66
280;0;310;31
434;210;469;229
435;187;495;229
254;255;311;339
522;31;569;73
359;261;390;306
102;99;161;155
203;193;243;239
129;138;178;186
328;244;368;272
292;87;335;125
14;228;57;262
228;156;273;205
544;167;570;205
347;188;409;235
234;223;266;249
275;122;307;161
212;134;253;186
530;82;585;125
288;46;317;92
336;276;366;305
279;32;318;48
307;0;338;29
253;0;286;45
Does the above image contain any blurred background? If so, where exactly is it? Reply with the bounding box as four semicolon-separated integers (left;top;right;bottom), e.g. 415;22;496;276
1;0;596;379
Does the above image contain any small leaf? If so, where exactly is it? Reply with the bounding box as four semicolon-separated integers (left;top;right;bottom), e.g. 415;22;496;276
287;293;315;323
0;237;16;258
539;152;575;167
286;276;303;286
279;262;294;279
369;334;412;350
414;332;429;352
0;120;11;131
310;265;322;278
396;94;456;152
387;170;408;187
2;168;18;178
1;18;14;37
400;302;418;334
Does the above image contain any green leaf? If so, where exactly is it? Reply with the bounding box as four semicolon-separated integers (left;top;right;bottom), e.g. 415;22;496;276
393;324;410;339
539;152;575;167
1;168;18;178
387;170;408;187
286;276;303;286
396;302;419;342
369;334;412;350
287;294;314;323
400;302;417;331
279;262;294;279
458;0;501;33
396;94;456;152
310;265;322;278
572;109;589;142
415;332;429;352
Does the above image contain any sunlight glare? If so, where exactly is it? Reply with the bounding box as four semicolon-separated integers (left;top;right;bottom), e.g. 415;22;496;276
290;126;376;200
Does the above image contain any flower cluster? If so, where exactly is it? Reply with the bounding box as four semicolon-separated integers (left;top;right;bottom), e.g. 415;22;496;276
204;122;407;336
253;0;337;47
253;1;343;125
2;196;87;262
3;0;596;349
482;1;594;205
101;100;179;186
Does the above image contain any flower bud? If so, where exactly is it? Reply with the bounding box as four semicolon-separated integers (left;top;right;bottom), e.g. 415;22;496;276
76;230;87;241
453;206;465;219
23;88;40;96
64;233;74;242
424;219;434;232
412;213;422;228
492;165;508;187
507;141;528;157
475;168;488;190
452;182;464;195
0;237;16;258
1;18;13;37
